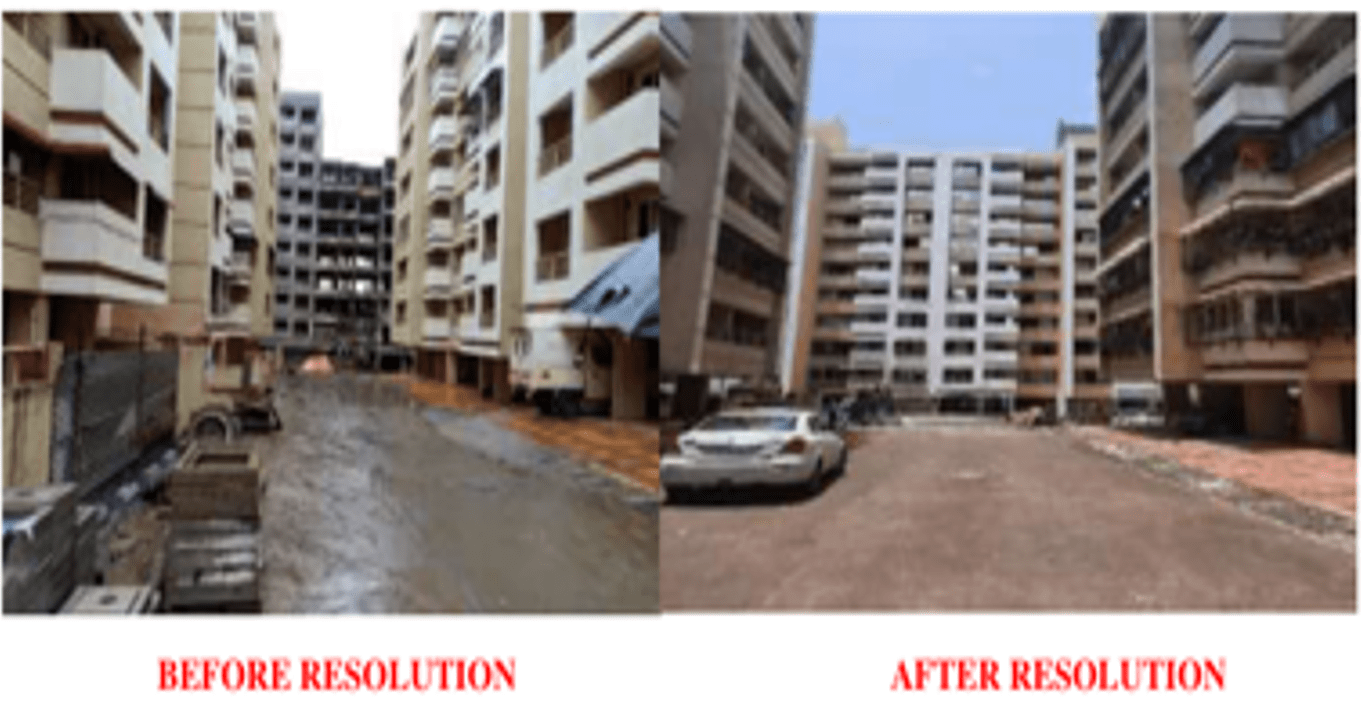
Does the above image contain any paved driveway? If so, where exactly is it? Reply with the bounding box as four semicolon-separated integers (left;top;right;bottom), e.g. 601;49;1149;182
661;425;1354;611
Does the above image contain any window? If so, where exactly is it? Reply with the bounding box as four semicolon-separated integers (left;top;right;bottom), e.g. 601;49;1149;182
299;135;314;152
943;368;974;384
897;312;926;328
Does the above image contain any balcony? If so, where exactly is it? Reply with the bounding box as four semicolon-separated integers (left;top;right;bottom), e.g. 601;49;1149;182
429;67;460;108
1191;14;1284;95
535;251;570;282
226;251;252;281
38;199;167;305
537;136;572;177
1289;39;1355;116
827;174;866;192
235;100;257;134
1192;84;1287;150
236;45;259;94
228;200;254;237
424;267;452;291
236;12;258;42
661;12;692;66
429;115;457;154
584;89;658;192
432;15;462;55
231;148;256;184
1022;223;1056;242
48;49;142;152
423;317;452;339
905;169;935;189
541;17;574;69
427;168;455;197
659;74;684;136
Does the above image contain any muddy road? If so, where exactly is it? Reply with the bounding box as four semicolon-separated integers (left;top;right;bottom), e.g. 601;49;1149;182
255;374;657;613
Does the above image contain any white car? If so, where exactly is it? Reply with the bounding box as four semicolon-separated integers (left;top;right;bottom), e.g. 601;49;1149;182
660;408;848;492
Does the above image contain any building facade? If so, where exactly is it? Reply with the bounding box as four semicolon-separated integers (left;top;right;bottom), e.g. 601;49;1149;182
1096;13;1355;446
785;121;1107;417
273;90;394;357
4;12;183;486
659;13;816;416
393;12;659;418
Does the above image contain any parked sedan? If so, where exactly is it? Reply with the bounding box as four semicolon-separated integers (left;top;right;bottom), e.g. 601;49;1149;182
661;408;847;493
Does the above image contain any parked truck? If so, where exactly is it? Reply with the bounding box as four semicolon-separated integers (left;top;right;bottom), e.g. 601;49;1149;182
509;324;613;417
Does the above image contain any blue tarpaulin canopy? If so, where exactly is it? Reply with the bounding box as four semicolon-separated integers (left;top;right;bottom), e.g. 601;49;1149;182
563;234;659;339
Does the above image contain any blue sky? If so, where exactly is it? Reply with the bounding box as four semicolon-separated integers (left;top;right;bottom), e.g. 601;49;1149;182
807;13;1099;153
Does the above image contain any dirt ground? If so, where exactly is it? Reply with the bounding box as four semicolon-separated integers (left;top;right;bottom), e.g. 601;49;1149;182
404;377;660;492
661;423;1355;611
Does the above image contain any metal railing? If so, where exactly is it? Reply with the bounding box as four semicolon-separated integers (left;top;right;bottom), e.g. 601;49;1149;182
536;251;569;281
537;136;572;176
3;173;42;214
541;20;574;68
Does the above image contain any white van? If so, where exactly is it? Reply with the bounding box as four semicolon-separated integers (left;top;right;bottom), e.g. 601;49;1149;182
509;325;612;416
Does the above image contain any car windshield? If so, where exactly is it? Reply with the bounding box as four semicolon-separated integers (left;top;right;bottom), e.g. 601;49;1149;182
696;415;799;432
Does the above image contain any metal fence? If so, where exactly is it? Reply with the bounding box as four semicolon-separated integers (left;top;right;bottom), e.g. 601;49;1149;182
49;337;177;497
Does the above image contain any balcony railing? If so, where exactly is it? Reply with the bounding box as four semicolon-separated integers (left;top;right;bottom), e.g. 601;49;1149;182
536;252;570;281
541;20;574;68
5;14;52;60
3;173;42;214
537;136;572;176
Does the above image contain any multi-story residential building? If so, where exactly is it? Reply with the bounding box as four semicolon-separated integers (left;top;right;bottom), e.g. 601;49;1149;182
784;120;1107;417
4;12;182;486
518;12;661;418
659;13;816;417
273;91;394;357
394;11;528;397
394;12;658;418
104;11;281;428
1096;13;1355;447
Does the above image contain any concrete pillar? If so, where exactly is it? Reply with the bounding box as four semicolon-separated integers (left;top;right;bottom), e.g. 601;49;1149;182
1301;382;1344;447
445;351;456;385
1243;383;1291;440
489;359;511;403
611;336;648;420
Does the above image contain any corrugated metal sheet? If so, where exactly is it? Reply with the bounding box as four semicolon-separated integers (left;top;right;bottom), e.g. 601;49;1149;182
564;234;659;339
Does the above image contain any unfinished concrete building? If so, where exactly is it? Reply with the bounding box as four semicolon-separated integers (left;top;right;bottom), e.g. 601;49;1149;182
1096;13;1356;446
659;13;816;418
784;121;1107;417
273;91;394;360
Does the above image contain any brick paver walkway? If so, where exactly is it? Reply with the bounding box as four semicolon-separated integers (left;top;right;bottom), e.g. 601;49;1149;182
402;377;660;492
1072;426;1356;516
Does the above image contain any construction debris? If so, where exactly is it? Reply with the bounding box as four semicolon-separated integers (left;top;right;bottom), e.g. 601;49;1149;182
3;484;78;613
60;584;157;614
167;443;263;522
161;441;265;612
162;520;262;613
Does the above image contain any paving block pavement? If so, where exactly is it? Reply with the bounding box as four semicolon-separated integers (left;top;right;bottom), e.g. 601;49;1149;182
1071;426;1356;517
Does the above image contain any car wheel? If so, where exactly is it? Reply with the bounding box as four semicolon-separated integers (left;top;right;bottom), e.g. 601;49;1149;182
832;446;848;477
804;458;824;495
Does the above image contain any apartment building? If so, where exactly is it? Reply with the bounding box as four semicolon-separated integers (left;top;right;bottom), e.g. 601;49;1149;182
394;12;659;418
4;12;181;486
394;11;528;397
659;13;815;417
784;120;1107;417
519;12;661;418
1096;13;1356;446
273;91;394;356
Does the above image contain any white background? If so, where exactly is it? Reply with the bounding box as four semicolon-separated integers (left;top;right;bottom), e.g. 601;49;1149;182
2;0;1363;723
